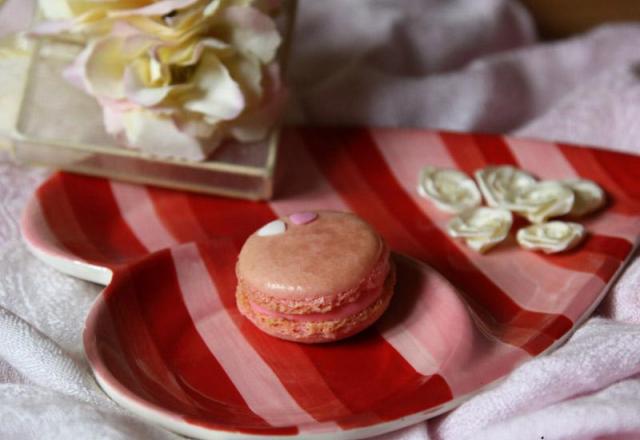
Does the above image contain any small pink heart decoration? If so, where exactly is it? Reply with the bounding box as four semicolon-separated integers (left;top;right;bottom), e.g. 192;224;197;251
289;211;318;225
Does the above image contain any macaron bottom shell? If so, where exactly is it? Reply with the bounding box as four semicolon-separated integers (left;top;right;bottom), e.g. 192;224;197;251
237;263;396;343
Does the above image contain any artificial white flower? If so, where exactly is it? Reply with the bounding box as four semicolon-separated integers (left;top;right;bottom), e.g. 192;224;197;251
35;0;284;160
474;165;537;208
417;166;482;214
503;181;575;224
562;179;606;217
447;207;513;253
517;221;585;254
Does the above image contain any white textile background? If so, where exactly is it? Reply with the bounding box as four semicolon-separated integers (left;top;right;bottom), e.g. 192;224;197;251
1;0;640;439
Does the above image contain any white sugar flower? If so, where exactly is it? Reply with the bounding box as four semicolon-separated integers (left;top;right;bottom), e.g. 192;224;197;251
447;207;513;253
503;181;575;224
562;179;606;217
417;166;482;214
475;165;537;208
517;221;585;254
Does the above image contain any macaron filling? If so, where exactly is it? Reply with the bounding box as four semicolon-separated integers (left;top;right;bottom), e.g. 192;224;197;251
249;278;388;322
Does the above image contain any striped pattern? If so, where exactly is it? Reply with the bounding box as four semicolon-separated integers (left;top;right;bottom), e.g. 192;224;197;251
25;128;640;438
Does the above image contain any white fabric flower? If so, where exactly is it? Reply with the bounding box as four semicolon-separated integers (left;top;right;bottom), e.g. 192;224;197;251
503;181;575;224
447;207;513;253
562;179;606;217
517;221;585;254
474;165;537;208
417;166;482;214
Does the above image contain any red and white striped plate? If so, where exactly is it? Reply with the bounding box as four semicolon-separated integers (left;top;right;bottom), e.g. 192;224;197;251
21;128;640;439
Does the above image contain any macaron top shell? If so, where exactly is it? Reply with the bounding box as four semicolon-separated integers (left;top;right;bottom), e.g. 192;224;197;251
237;211;384;301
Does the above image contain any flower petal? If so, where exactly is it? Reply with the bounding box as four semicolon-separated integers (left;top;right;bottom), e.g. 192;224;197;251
563;179;606;217
164;38;230;66
517;222;585;254
223;5;281;63
184;52;245;121
83;38;128;99
107;0;200;18
62;44;93;93
31;19;75;35
475;165;537;208
123;65;173;106
225;52;263;101
229;63;285;142
122;110;218;160
38;0;73;20
203;0;221;16
447;207;513;253
504;181;575;224
418;166;482;214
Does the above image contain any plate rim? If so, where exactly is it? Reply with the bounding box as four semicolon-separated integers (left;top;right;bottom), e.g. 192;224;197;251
20;195;113;285
21;232;113;285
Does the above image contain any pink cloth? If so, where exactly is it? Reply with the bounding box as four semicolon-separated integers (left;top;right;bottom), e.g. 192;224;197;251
1;0;640;439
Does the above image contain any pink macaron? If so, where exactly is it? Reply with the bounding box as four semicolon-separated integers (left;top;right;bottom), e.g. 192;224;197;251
236;211;396;343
